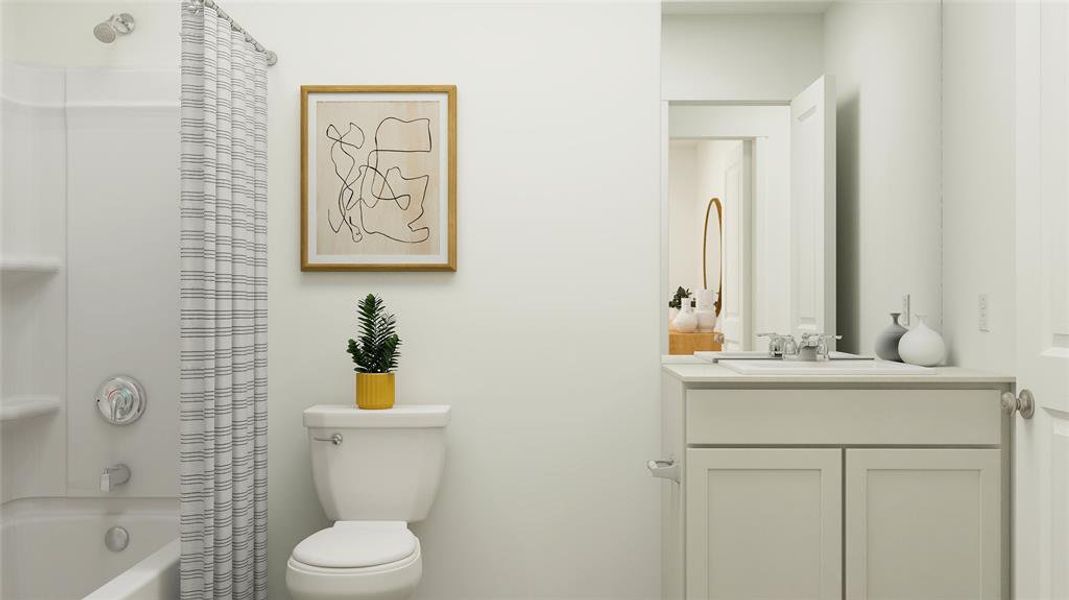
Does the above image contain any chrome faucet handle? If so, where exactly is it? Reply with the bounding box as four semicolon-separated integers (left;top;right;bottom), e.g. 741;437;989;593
100;463;131;492
781;335;800;357
795;333;842;360
816;334;843;359
756;332;786;356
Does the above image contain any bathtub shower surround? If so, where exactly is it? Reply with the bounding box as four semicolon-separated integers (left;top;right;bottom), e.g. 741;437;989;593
178;2;270;598
1;497;178;599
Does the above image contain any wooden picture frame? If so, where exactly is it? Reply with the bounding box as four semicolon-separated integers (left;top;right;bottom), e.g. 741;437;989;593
300;85;457;271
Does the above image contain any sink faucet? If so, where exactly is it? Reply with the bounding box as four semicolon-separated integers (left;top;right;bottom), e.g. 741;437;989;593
100;464;131;492
788;332;843;362
758;332;843;361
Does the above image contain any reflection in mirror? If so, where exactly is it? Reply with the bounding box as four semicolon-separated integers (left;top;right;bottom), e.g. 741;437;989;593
702;197;722;318
665;93;832;351
667;137;753;351
663;2;943;355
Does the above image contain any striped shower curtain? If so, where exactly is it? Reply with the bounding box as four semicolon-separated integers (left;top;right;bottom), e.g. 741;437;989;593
179;2;268;599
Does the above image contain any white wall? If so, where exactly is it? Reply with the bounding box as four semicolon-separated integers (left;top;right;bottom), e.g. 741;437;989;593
823;1;943;354
668;141;701;295
8;1;664;598
2;0;178;68
941;0;1016;371
662;13;824;101
251;4;662;596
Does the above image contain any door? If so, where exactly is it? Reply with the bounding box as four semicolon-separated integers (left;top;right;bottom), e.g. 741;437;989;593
720;141;752;350
789;76;836;338
686;448;841;600
1014;3;1069;599
845;449;1002;600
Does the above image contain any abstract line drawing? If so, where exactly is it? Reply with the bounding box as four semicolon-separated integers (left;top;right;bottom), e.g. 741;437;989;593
301;85;456;272
324;116;433;245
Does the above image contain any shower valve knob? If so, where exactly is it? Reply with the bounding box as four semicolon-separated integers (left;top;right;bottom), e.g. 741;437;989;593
95;375;147;426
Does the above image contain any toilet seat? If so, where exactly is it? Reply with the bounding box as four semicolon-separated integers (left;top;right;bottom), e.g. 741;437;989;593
293;521;417;568
286;522;423;600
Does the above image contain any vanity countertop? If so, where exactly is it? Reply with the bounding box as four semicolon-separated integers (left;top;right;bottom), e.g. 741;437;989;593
662;362;1015;386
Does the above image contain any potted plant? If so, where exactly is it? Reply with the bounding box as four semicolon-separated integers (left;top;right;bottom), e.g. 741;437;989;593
346;294;402;409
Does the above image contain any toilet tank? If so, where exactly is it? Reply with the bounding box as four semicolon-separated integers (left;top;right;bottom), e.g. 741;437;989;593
303;405;450;522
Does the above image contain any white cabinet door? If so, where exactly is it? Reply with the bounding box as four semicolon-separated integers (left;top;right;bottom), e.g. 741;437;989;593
845;449;1001;600
686;448;842;600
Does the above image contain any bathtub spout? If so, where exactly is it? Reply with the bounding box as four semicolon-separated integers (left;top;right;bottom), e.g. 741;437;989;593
100;464;131;492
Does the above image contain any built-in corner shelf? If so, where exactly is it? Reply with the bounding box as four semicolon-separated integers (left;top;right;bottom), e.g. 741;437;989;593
0;256;62;274
0;256;62;287
0;395;61;422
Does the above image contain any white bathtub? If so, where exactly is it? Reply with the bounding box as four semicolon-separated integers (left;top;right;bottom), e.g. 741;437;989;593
0;497;178;599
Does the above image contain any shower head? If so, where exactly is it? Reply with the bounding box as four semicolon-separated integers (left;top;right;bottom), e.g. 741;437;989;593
93;13;135;44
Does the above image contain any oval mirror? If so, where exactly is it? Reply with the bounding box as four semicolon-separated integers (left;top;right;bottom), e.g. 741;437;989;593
702;197;723;317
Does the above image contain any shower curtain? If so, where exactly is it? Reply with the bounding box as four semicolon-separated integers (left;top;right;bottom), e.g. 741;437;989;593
179;3;268;599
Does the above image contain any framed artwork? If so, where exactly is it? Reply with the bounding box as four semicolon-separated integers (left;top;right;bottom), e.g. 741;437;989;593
301;85;457;271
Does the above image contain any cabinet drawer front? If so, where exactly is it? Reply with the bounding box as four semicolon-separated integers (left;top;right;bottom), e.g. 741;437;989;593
686;389;1002;445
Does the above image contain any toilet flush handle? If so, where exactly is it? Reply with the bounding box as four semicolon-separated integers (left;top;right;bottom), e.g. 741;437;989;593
313;433;343;446
647;458;680;483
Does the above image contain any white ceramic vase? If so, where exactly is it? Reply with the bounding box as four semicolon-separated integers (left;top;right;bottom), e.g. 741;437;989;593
898;315;946;367
695;288;716;311
672;299;698;332
696;310;717;332
668;307;680;328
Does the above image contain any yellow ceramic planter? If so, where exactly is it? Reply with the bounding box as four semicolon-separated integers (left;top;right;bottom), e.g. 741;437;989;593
355;373;395;410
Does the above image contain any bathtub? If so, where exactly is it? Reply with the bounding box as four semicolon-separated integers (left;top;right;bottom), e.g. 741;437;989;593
0;497;178;599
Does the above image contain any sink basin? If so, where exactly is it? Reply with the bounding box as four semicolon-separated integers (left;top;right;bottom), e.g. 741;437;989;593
718;359;934;375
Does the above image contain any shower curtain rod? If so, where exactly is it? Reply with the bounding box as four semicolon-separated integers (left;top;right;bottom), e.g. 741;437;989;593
185;0;277;66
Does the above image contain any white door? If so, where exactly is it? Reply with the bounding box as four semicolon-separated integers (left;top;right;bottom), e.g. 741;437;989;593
845;449;1002;600
686;448;841;600
1014;3;1069;599
720;142;752;350
789;76;836;338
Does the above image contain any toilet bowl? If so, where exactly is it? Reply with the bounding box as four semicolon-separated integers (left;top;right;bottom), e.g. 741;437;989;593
286;405;449;600
286;522;422;600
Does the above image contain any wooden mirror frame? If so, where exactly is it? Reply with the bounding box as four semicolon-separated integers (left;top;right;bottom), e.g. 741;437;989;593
701;197;724;317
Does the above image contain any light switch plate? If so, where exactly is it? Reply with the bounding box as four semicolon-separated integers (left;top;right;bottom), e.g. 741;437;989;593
979;293;990;332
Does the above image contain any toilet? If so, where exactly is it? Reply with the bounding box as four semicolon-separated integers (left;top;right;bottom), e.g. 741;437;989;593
286;404;450;600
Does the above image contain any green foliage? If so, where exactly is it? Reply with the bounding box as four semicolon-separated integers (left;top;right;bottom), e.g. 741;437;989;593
669;286;692;309
346;294;402;373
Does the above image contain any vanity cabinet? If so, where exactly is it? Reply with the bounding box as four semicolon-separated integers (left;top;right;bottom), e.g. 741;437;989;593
660;364;1013;600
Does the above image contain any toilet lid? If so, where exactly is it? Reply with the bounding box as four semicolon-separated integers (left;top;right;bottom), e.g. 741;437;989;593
292;521;417;568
